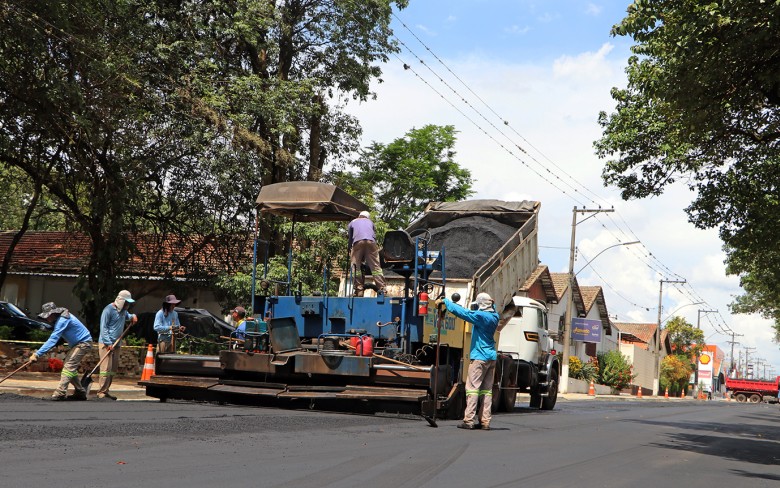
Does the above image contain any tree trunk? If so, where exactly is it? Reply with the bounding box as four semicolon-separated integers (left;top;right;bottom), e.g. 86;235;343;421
0;181;42;291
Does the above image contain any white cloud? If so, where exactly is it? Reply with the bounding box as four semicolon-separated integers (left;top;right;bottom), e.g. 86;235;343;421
415;23;436;36
504;24;530;35
585;3;603;16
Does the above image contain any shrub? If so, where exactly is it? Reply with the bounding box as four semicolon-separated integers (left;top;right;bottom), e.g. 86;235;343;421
597;350;635;391
568;356;583;379
0;325;11;340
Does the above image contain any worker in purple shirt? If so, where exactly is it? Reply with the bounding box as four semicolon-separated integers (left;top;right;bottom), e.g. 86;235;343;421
347;210;385;296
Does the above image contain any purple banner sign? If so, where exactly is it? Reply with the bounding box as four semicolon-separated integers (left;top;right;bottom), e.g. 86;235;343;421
571;318;602;343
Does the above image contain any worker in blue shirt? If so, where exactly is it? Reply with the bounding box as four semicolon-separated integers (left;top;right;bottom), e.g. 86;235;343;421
441;292;499;430
29;302;92;401
96;290;137;400
154;294;185;353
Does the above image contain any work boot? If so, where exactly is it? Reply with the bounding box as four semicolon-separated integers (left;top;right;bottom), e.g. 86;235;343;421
67;391;88;401
48;395;66;401
481;425;491;431
97;393;117;401
457;422;475;430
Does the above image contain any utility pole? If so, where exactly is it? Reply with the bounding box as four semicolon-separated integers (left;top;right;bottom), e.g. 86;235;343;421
726;331;742;376
560;206;614;394
693;309;717;386
743;347;756;378
655;279;686;395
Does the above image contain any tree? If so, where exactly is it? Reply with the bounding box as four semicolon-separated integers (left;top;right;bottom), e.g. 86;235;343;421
665;316;705;358
0;1;405;325
594;1;780;336
660;354;693;396
597;350;635;392
335;125;473;229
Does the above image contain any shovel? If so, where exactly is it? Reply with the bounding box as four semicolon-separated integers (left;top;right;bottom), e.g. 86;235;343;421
81;322;137;394
0;359;35;385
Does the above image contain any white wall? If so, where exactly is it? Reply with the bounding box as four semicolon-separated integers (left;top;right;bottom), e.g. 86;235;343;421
620;343;655;390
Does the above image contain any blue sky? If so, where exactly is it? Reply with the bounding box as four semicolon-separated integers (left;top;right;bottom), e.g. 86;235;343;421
345;1;779;374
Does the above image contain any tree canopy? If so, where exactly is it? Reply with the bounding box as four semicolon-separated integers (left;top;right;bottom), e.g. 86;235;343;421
0;0;405;325
334;124;473;230
594;1;780;336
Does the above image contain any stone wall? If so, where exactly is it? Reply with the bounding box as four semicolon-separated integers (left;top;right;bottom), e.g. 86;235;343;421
0;342;143;376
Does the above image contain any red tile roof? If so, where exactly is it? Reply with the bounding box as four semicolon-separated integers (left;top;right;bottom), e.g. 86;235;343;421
0;231;252;279
614;322;657;347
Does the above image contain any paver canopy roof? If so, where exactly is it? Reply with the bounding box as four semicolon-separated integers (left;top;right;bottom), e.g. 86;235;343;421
256;182;369;222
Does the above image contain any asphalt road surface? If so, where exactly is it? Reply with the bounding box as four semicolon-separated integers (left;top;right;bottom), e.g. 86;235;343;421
1;394;778;488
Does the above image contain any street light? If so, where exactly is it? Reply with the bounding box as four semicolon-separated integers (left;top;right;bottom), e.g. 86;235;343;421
560;238;640;394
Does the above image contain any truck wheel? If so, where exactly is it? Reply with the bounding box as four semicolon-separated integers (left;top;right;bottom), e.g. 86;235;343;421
540;366;558;411
749;394;761;403
735;393;747;402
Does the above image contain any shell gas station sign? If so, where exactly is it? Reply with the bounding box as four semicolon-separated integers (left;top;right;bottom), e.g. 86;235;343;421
698;353;713;380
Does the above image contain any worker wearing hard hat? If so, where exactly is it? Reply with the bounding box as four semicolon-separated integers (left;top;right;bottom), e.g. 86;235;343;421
440;292;499;430
347;210;385;296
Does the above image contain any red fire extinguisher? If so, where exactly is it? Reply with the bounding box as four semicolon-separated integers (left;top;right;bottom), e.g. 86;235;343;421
418;291;429;316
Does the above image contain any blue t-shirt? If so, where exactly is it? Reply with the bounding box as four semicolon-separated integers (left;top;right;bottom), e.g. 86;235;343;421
36;313;92;356
444;298;499;361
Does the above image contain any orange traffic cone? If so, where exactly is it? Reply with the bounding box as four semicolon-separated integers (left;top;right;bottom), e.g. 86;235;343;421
140;344;155;381
636;385;643;398
588;379;596;396
680;389;685;399
664;387;669;399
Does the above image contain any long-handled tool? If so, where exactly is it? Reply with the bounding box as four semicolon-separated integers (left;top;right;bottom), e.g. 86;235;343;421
0;359;35;385
81;322;137;393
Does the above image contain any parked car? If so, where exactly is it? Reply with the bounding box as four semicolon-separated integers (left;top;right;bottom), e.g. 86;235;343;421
131;307;235;346
0;301;52;340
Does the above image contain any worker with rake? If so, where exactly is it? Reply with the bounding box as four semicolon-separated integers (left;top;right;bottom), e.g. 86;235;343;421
28;302;93;401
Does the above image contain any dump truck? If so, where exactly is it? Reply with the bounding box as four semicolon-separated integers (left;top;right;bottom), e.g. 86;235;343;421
140;183;559;420
725;375;780;403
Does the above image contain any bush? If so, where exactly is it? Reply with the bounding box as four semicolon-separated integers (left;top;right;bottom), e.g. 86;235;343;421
569;356;599;382
597;350;635;391
0;325;11;340
28;329;51;342
568;356;583;378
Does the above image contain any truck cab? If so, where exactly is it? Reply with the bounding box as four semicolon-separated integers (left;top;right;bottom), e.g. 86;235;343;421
497;296;553;362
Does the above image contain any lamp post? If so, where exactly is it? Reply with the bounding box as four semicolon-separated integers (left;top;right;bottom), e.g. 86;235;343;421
559;206;637;394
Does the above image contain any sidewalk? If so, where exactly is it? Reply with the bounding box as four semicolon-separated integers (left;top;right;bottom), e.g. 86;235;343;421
0;371;149;400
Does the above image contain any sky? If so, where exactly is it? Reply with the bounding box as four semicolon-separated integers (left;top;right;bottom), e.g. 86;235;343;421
344;0;779;376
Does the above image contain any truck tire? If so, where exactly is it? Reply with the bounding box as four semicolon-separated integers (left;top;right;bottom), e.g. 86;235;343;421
540;366;558;411
749;394;761;403
735;393;747;402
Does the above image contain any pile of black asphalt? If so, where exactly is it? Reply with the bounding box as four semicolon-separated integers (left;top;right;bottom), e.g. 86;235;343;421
429;216;517;279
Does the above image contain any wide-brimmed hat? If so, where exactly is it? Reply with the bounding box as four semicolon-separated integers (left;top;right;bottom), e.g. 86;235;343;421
163;294;181;305
38;302;66;319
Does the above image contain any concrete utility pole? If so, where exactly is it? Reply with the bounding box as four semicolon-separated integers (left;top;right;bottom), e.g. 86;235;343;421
743;347;756;378
693;309;717;385
560;206;614;394
655;279;686;395
726;331;742;375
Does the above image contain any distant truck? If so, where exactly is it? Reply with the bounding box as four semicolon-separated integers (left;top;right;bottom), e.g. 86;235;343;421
724;376;780;403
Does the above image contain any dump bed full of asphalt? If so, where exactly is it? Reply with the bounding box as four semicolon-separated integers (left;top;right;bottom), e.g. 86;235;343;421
428;216;518;279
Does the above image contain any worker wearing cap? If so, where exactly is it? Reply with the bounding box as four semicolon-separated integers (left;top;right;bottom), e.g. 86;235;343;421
29;302;92;401
347;210;385;297
154;294;185;354
440;292;499;430
231;306;247;340
96;290;138;400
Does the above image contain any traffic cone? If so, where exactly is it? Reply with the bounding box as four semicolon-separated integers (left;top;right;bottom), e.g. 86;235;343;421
636;385;643;398
588;379;596;396
664;387;669;399
680;389;685;399
140;344;155;381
